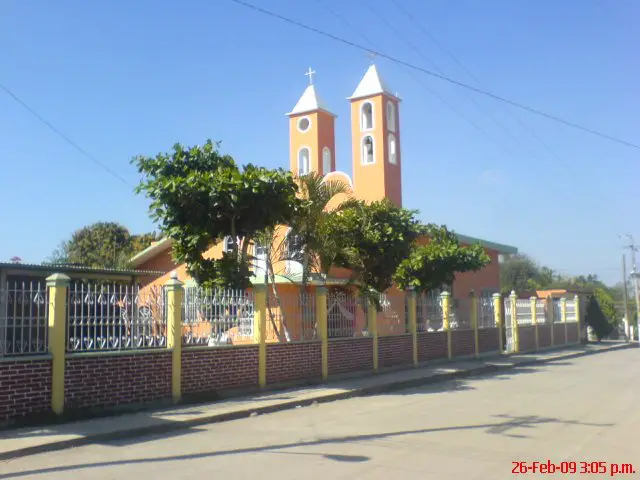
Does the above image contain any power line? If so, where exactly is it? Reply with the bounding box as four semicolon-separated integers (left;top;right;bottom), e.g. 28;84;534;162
0;83;132;188
230;0;640;150
389;0;559;158
315;0;627;237
364;1;539;159
315;0;520;159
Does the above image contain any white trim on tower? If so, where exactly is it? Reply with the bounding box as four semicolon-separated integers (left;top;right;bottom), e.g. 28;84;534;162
298;146;312;174
361;135;375;165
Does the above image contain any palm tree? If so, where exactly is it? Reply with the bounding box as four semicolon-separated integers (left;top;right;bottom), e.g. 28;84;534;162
253;226;291;342
253;172;355;341
287;172;356;285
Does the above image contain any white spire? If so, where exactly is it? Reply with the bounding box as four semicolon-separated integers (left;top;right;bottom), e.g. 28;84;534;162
287;84;334;116
348;64;396;100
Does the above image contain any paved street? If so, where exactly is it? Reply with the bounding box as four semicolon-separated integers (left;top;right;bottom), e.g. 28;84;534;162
1;348;638;479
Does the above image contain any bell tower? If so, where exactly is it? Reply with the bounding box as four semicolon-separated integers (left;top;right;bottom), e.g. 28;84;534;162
349;64;402;206
287;68;336;177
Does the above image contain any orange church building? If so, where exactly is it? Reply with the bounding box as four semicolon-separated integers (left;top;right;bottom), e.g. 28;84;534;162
131;64;517;327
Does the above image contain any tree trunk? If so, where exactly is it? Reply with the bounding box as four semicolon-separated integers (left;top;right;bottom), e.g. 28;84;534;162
261;234;290;342
268;265;291;342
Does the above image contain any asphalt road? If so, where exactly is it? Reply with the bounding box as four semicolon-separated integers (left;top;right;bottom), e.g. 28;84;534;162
1;348;638;479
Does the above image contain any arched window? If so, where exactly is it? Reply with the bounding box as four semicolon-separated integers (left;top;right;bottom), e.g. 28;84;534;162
388;134;397;164
361;102;373;131
298;147;310;175
387;101;396;131
223;236;235;253
286;231;304;262
362;136;374;165
253;242;267;276
322;147;332;174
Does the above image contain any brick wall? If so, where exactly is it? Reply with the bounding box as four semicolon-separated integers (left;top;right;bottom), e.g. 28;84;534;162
0;358;51;424
553;324;567;345
518;325;537;352
182;346;259;395
378;335;413;368
328;337;373;375
451;329;475;357
566;323;579;343
478;328;500;354
266;342;321;385
64;351;171;410
418;332;447;361
538;324;552;348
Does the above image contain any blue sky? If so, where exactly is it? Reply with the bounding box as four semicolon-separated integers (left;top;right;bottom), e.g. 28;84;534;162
1;0;638;285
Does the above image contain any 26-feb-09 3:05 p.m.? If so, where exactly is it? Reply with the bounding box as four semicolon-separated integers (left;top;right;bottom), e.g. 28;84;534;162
511;460;636;476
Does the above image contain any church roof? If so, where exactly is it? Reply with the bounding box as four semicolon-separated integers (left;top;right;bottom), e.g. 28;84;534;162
349;64;397;100
287;85;335;116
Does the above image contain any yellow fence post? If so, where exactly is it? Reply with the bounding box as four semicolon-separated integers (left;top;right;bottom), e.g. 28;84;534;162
547;296;555;346
561;297;568;344
531;296;539;352
316;286;328;380
441;291;452;360
253;284;267;387
510;291;519;353
165;273;184;403
407;288;418;366
367;297;379;372
493;293;503;353
46;273;70;416
574;295;582;344
470;290;479;359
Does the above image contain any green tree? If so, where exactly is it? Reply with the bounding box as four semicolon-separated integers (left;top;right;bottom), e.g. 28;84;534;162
500;254;545;293
130;232;159;255
287;172;356;282
394;225;491;293
325;199;423;307
46;241;70;264
132;140;300;289
46;224;157;269
65;222;132;268
585;294;614;339
538;272;621;330
252;173;354;341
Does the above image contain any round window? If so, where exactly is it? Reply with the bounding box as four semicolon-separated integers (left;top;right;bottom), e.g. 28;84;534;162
298;117;310;132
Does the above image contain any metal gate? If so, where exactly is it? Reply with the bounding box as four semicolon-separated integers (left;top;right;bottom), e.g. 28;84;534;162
503;298;515;353
327;289;357;338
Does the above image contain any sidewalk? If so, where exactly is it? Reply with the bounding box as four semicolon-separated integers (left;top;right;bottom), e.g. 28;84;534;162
0;341;635;461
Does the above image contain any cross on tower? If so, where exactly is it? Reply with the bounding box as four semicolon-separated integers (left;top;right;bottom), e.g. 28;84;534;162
368;51;377;64
305;67;316;85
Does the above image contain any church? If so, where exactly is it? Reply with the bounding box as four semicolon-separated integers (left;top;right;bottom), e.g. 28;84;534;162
132;64;517;316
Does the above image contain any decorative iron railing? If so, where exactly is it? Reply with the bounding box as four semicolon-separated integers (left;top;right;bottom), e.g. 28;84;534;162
478;296;495;328
378;292;407;335
450;298;472;330
417;292;442;332
67;283;166;352
264;289;316;342
565;298;578;322
553;298;562;323
327;289;360;338
0;281;48;357
515;299;534;326
183;287;254;346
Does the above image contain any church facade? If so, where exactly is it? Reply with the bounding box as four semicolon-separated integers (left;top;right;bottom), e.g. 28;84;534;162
132;64;517;302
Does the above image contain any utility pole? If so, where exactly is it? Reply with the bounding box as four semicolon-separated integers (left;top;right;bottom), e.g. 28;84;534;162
622;234;640;341
622;253;630;339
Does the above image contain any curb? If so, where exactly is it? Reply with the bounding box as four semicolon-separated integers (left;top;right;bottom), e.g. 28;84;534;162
0;342;634;461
